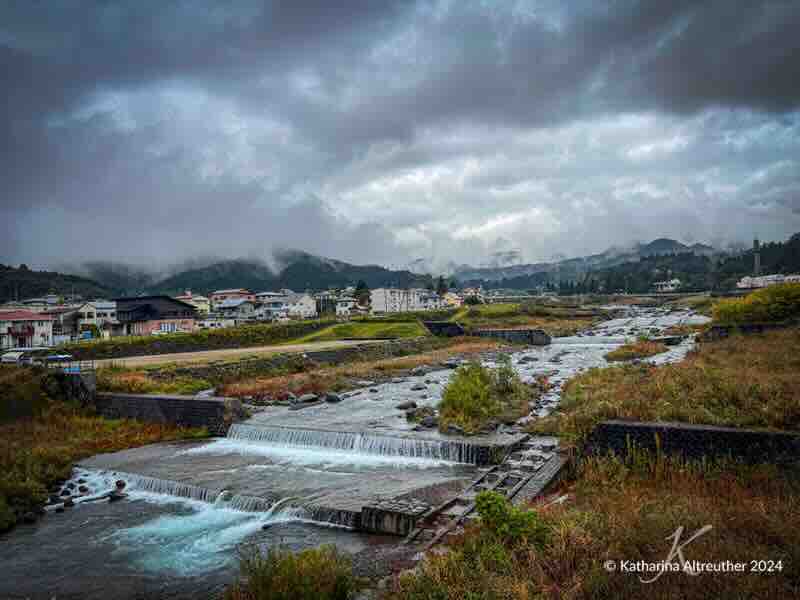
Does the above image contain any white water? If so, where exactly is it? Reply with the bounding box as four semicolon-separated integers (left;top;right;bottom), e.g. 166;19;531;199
180;436;462;468
227;423;479;463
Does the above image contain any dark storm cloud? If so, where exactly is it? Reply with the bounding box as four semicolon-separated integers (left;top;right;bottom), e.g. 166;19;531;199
2;0;800;270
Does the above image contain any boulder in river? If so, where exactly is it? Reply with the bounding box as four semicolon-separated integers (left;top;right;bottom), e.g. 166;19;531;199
63;498;75;508
395;401;417;410
446;424;466;436
108;490;127;503
298;393;319;403
115;480;126;490
78;485;89;494
324;393;342;403
23;512;37;524
420;415;438;428
411;384;426;391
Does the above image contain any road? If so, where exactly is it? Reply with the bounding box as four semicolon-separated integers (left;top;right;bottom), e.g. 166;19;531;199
95;339;384;368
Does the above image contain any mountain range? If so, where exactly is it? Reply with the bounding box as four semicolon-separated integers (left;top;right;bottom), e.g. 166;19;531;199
0;237;762;303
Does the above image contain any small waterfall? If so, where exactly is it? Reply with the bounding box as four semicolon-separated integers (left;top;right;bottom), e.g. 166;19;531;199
122;473;218;503
227;423;479;464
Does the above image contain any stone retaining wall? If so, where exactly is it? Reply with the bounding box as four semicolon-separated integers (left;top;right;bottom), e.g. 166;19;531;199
94;393;245;436
585;420;800;465
472;328;552;346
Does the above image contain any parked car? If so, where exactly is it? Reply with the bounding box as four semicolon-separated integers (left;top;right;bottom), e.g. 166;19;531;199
1;351;26;364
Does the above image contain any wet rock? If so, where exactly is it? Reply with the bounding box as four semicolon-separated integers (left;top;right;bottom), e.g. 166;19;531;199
66;482;76;490
298;393;319;403
108;490;127;503
446;424;466;436
518;356;538;364
424;379;434;384
78;485;89;494
410;384;426;391
357;380;375;387
115;480;126;490
324;393;342;403
441;359;460;369
63;498;75;508
59;489;71;497
391;378;406;384
48;494;61;505
420;416;438;428
369;388;379;393
410;366;430;376
55;506;65;514
77;478;86;484
23;512;37;524
395;401;417;410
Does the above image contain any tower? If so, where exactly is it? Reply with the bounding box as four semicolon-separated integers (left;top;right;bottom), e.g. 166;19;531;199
753;238;761;277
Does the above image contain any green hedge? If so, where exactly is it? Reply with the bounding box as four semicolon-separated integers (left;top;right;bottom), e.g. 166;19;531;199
61;319;336;360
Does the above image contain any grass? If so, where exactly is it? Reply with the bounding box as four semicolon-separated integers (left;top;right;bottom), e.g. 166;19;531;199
665;294;716;316
220;338;503;400
604;340;668;362
60;319;336;360
529;327;800;443
713;283;800;324
0;367;207;531
225;545;362;600
450;303;595;336
289;320;428;343
438;358;532;433
96;366;212;395
387;455;800;599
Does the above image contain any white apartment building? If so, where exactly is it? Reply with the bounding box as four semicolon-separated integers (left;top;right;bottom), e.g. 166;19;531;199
737;274;800;289
370;288;440;313
285;293;318;319
652;279;682;293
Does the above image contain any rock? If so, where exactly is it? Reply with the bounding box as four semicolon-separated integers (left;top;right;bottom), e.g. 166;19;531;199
442;360;460;369
395;401;417;410
518;356;538;364
63;498;75;508
410;366;429;376
324;393;342;403
420;416;438;428
357;380;375;387
23;512;37;524
59;489;71;497
115;480;126;490
285;392;297;403
446;424;466;436
261;523;272;530
55;506;65;514
77;478;86;484
411;384;426;391
369;388;379;393
424;379;434;384
298;393;318;403
108;490;127;503
78;485;89;494
66;482;76;490
48;494;61;505
391;378;405;384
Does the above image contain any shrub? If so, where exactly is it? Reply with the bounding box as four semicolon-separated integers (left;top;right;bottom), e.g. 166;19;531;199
225;545;361;600
475;491;550;548
604;340;668;362
438;357;532;433
713;283;800;324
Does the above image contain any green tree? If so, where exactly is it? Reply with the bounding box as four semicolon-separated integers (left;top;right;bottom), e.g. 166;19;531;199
354;280;370;306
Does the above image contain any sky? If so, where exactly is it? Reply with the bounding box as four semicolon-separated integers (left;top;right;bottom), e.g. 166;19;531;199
2;0;800;273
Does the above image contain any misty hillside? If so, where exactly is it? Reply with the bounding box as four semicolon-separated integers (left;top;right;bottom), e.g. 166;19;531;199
0;264;117;303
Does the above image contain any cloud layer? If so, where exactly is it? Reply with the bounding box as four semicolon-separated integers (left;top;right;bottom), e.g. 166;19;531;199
3;0;799;271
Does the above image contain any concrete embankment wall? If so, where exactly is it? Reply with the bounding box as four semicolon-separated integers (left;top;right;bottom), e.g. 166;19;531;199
94;393;244;435
585;420;800;465
471;328;552;346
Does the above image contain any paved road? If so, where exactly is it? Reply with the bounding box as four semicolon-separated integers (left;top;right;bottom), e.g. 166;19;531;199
96;339;384;368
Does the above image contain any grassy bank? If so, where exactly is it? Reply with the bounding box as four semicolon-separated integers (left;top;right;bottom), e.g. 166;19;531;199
290;320;428;343
450;302;596;336
220;338;504;401
529;327;800;443
604;339;668;362
0;367;207;531
713;283;800;324
61;319;336;360
388;456;800;599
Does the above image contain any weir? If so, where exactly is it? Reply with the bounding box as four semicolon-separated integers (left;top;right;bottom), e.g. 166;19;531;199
227;423;522;466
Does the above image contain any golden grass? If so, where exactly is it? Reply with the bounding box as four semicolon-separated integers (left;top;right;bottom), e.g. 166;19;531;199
388;456;800;600
530;328;800;443
220;338;504;399
604;340;668;362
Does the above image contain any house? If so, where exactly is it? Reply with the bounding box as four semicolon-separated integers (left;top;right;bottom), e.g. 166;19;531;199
255;293;289;321
0;310;54;349
335;296;357;317
652;279;682;293
737;274;800;289
370;287;436;313
197;316;236;330
285;293;318;319
174;291;211;314
114;296;197;336
41;306;80;344
209;289;256;309
216;298;256;321
74;301;117;337
442;292;463;308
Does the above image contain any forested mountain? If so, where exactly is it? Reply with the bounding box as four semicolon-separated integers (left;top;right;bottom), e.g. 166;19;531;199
0;264;117;302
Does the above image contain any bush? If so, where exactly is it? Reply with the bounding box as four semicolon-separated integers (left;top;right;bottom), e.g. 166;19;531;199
604;340;668;362
438;357;531;433
475;491;550;548
713;283;800;324
225;545;361;600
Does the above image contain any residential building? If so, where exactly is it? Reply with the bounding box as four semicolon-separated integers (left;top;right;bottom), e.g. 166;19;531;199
41;306;80;344
209;289;256;309
335;296;357;317
174;291;211;314
255;295;289;321
285;293;318;319
442;292;463;307
0;310;54;349
652;279;682;293
197;316;236;330
737;274;800;289
115;296;197;336
216;298;257;321
75;301;117;337
370;287;432;313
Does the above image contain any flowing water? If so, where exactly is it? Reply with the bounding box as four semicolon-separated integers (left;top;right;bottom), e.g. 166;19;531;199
0;305;709;599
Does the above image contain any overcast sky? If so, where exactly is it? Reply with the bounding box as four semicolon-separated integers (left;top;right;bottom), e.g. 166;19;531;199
3;0;799;272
